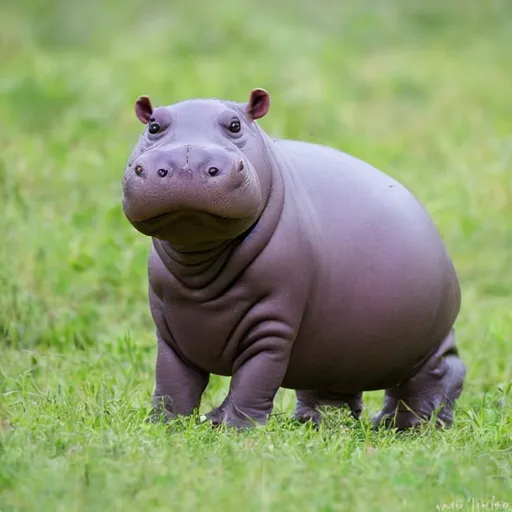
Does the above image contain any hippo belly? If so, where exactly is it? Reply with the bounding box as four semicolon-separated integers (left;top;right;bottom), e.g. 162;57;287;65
274;140;460;392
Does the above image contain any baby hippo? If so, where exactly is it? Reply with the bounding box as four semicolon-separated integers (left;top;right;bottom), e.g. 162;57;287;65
122;88;465;429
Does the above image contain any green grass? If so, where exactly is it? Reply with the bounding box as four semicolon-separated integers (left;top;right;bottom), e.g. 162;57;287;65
1;0;511;510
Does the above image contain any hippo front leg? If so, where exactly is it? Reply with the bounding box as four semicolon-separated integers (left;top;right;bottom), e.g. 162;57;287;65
206;336;293;429
150;334;210;423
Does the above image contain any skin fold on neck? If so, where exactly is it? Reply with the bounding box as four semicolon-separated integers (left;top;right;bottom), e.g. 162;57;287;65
150;130;285;300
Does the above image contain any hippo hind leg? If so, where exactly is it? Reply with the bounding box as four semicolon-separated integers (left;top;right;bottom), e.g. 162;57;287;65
294;389;363;426
372;329;466;430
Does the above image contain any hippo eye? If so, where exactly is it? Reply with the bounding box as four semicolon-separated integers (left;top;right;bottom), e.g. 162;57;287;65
228;118;241;133
148;121;161;134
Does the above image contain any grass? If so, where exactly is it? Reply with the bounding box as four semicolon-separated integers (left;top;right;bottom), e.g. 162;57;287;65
1;0;511;510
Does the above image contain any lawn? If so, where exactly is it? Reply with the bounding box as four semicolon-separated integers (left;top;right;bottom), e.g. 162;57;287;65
0;0;511;510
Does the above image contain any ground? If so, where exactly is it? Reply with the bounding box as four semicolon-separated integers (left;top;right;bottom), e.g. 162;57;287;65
0;0;511;510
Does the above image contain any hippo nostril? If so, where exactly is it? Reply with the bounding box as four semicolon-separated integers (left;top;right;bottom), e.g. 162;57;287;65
208;167;219;177
135;164;143;176
238;161;244;172
158;169;168;178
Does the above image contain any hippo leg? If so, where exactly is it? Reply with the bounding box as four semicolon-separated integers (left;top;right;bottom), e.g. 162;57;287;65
204;342;292;429
294;389;363;426
149;335;210;423
372;329;466;430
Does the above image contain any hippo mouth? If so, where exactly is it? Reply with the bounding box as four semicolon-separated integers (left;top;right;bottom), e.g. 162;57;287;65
128;209;253;243
135;209;241;226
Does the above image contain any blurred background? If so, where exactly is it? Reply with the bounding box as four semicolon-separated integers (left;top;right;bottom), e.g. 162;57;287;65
1;0;511;509
1;0;511;456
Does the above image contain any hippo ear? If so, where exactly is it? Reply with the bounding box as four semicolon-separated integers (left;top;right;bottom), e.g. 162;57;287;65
135;96;154;124
246;88;270;120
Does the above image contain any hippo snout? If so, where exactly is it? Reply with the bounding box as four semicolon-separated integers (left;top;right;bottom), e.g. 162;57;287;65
122;143;263;242
130;144;244;183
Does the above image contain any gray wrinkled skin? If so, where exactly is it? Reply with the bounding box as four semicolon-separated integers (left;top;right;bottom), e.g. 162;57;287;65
121;89;466;430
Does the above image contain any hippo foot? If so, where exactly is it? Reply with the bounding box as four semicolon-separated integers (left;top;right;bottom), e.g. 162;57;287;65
146;395;175;424
293;407;322;427
371;401;456;431
203;402;267;429
370;406;429;431
294;389;363;426
203;405;228;427
372;330;465;431
147;408;171;424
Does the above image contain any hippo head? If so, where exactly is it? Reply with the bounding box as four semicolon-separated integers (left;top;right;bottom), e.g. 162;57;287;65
122;88;272;247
